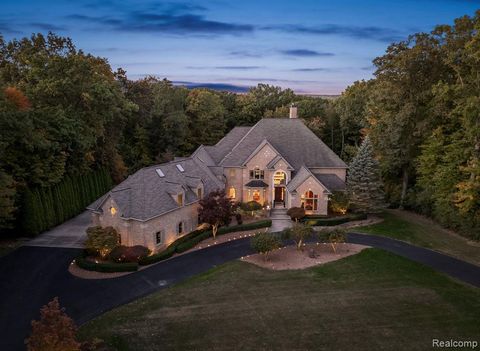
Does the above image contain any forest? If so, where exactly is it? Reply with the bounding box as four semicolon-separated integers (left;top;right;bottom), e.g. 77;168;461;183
0;10;479;239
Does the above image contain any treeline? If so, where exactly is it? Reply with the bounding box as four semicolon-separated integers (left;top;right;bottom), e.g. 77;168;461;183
21;168;112;236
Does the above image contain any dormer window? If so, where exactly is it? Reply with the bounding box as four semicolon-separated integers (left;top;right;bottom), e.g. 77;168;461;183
177;193;183;206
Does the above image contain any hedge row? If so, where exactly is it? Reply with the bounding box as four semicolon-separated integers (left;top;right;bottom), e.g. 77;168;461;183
139;219;272;266
21;168;112;236
75;256;138;273
303;213;367;226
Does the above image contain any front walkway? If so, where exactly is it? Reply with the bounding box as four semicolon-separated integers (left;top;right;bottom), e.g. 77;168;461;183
25;211;91;248
269;208;292;232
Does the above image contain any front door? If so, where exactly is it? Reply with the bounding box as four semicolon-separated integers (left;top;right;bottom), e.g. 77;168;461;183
274;186;284;202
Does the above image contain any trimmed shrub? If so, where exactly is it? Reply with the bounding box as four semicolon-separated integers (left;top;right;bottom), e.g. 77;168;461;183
239;201;263;216
303;213;367;226
329;191;350;214
328;228;347;253
75;256;138;273
123;245;151;263
108;245;128;262
286;207;306;222
235;213;243;225
138;245;176;265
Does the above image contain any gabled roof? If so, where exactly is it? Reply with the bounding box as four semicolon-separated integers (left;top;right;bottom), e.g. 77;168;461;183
87;156;223;221
218;118;347;169
314;174;346;192
202;126;251;164
287;166;346;194
266;155;294;170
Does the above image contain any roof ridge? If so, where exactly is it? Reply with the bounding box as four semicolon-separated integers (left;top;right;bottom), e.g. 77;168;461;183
219;119;263;165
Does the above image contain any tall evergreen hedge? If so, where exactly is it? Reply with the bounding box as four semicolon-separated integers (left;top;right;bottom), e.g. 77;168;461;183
21;168;113;236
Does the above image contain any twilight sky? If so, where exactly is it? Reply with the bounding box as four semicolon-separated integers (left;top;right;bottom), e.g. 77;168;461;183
1;0;478;94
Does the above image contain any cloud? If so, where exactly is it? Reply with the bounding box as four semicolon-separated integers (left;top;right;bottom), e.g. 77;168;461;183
280;49;335;57
0;22;21;34
186;65;263;70
265;24;404;43
228;50;263;58
29;22;67;31
173;81;250;93
292;67;333;72
66;11;253;36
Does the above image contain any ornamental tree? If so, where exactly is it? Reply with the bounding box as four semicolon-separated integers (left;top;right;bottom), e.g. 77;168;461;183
25;297;80;351
328;229;346;254
283;222;313;250
347;136;386;213
250;232;281;261
198;190;233;239
85;226;120;259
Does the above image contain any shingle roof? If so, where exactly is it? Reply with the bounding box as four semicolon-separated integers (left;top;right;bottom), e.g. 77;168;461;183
203;126;251;164
244;180;269;188
314;174;346;192
218;118;347;169
87;156;224;221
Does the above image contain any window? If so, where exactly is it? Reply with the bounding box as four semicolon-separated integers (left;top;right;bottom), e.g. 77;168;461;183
156;168;165;177
301;190;318;211
178;221;184;235
110;206;117;216
228;187;236;199
252;190;260;202
229;169;236;177
177;193;183;206
249;167;264;180
273;171;286;185
197;187;202;199
176;164;185;172
155;231;163;245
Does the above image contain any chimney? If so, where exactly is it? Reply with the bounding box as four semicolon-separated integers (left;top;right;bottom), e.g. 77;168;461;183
289;104;297;119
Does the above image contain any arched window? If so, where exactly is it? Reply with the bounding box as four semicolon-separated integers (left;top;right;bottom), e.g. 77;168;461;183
228;187;236;199
301;190;318;211
273;171;286;185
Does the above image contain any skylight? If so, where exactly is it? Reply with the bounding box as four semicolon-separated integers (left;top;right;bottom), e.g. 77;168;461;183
156;168;165;177
176;164;185;172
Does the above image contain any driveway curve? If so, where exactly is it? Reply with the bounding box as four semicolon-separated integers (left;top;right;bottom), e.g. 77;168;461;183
1;232;479;350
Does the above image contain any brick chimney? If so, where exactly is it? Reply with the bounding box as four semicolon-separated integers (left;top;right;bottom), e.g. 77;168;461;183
289;104;298;119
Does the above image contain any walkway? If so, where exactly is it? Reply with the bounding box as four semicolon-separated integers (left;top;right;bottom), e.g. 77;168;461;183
1;231;479;350
269;208;292;232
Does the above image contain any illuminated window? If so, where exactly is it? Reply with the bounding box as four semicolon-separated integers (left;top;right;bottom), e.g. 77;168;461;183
249;167;264;179
155;231;163;245
229;169;236;177
301;190;318;211
273;171;286;185
177;193;183;206
178;221;184;235
228;187;236;199
110;207;117;216
197;187;202;199
252;190;260;202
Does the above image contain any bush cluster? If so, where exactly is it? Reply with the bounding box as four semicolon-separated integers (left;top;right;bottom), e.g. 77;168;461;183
109;245;151;263
75;255;138;273
303;213;367;226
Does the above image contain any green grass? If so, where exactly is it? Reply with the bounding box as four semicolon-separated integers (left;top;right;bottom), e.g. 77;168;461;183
79;249;480;351
356;210;480;266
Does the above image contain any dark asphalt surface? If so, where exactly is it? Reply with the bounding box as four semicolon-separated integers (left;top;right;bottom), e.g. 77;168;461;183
1;233;479;350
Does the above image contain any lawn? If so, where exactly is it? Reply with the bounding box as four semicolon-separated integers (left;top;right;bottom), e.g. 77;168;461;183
356;209;480;266
79;249;480;351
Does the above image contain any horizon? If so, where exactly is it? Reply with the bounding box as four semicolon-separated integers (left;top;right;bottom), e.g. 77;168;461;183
1;0;479;94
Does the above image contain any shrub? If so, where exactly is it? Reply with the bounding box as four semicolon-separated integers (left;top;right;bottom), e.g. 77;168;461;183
329;191;350;214
84;226;119;259
235;213;243;225
75;255;138;272
304;213;367;226
240;201;263;215
283;222;313;250
108;245;128;262
286;207;306;222
139;245;176;265
328;228;346;253
26;297;80;351
123;245;151;263
250;232;281;261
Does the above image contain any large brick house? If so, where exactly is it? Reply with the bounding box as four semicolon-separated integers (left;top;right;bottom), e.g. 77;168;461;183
87;106;347;251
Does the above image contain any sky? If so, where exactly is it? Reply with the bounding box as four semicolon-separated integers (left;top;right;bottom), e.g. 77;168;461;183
0;0;479;94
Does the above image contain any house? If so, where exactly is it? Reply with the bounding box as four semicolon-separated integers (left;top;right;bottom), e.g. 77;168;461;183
87;106;347;251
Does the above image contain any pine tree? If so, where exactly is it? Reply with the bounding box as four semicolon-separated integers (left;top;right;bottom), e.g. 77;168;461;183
347;136;386;213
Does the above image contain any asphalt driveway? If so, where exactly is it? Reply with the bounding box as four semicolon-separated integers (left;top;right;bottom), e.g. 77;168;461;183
1;232;479;350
